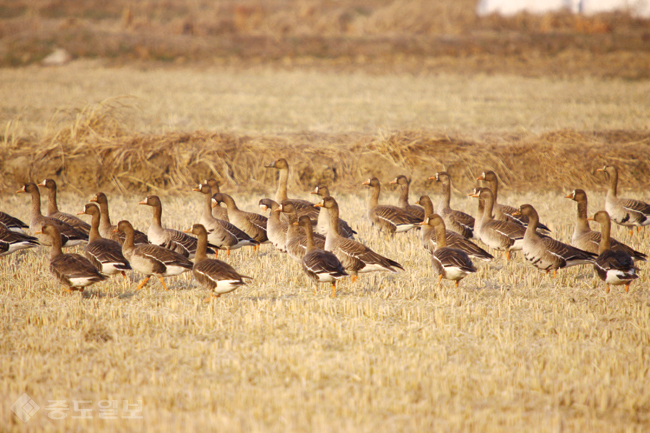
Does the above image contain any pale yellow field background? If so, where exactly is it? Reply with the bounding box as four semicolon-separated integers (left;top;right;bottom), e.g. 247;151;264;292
2;61;650;136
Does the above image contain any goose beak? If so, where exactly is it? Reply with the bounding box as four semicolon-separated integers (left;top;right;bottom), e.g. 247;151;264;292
16;188;25;194
389;178;397;184
89;195;98;203
476;174;485;181
265;162;276;168
260;205;268;212
138;199;147;205
512;210;522;217
112;228;119;233
182;228;192;233
362;180;370;186
414;200;420;205
564;193;574;199
468;192;479;198
314;201;324;208
38;179;47;187
274;206;283;212
34;230;43;235
587;217;594;221
293;221;299;226
418;220;427;226
310;188;319;194
211;202;218;208
192;185;201;192
596;167;604;172
76;211;85;215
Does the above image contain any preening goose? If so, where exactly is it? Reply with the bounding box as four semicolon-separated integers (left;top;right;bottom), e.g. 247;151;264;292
310;185;356;238
36;224;107;293
116;220;193;290
588;211;639;293
140;195;214;258
296;215;348;297
90;192;149;246
38;179;91;236
470;188;525;260
259;199;288;253
265;158;319;223
0;222;39;256
565;189;646;261
597;165;650;235
420;215;477;288
363;177;420;234
476;171;551;232
77;203;131;277
204;178;229;221
184;224;251;300
212;193;268;245
390;175;425;221
0;211;29;233
315;196;403;281
17;183;87;247
431;172;475;239
416;195;492;261
513;204;596;275
277;201;326;262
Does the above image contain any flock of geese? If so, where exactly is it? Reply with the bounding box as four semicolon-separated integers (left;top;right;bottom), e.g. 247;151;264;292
2;160;648;298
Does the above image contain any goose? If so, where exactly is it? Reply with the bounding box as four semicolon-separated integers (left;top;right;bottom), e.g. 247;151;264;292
277;201;326;262
259;198;288;253
565;189;646;261
77;203;131;277
204;178;229;221
38;179;91;236
390;175;425;221
115;220;193;290
476;171;551;232
469;188;525;260
0;211;29;233
597;165;650;235
212;193;268;245
140;195;214;258
17;183;87;247
184;224;251;300
588;211;639;293
296;215;348;297
315;196;403;281
310;185;356;238
89;192;149;246
512;204;596;275
363;177;421;234
431;172;475;239
416;195;492;261
35;224;107;293
420;215;477;288
193;184;258;255
265;158;319;223
0;222;39;257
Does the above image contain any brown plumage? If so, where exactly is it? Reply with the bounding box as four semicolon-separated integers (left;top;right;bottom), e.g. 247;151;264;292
212;193;268;244
431;172;475;239
0;211;29;233
310;185;356;238
204;178;229;221
265;158;320;223
390;175;425;221
278;201;326;262
90;192;149;246
38;179;91;236
597;165;650;235
363;177;420;234
0;222;39;256
259;198;288;253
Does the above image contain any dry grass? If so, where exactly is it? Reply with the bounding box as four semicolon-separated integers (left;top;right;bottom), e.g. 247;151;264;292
1;187;649;432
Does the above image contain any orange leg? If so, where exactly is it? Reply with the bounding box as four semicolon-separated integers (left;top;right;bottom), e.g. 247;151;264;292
121;271;127;279
504;251;511;261
65;287;72;294
454;280;459;289
331;282;336;298
204;293;221;302
606;284;610;294
159;277;168;290
351;275;358;283
625;283;630;293
437;274;443;287
136;276;150;291
227;249;231;257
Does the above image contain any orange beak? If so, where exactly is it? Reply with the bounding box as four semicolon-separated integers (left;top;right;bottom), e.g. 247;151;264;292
138;199;147;205
596;167;605;172
260;205;268;211
587;217;594;221
512;210;522;217
182;228;192;233
292;221;299;226
274;207;282;213
476;174;485;180
564;193;574;199
89;195;98;203
314;201;324;208
34;230;43;235
16;189;24;194
362;180;370;186
38;180;48;187
468;192;479;198
192;187;201;192
76;211;85;216
389;178;397;184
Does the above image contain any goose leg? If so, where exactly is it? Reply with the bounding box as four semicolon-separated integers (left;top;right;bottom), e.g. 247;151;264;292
351;275;358;283
454;280;459;289
136;276;150;291
159;277;168;290
504;251;511;261
331;282;336;298
606;284;610;294
437;274;443;288
625;283;630;293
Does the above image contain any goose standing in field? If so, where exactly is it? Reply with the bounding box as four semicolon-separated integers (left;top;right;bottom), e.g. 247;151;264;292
431;172;475;239
296;215;348;297
597;165;650;235
259;198;288;253
265;158;320;223
277;201;326;262
38;179;91;236
184;224;251;300
310;185;356;238
140;195;213;258
116;220;193;290
36;224;107;293
390;175;425;221
0;222;39;257
588;211;639;293
469;188;525;260
565;189;646;261
77;203;131;278
363;177;421;234
476;170;551;232
0;212;29;233
513;204;597;275
204;178;229;221
17;183;87;247
212;193;268;246
90;192;149;246
421;215;477;288
315;196;403;281
416;195;492;261
193;184;258;255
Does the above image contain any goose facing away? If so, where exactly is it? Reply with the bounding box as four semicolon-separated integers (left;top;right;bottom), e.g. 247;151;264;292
0;222;39;256
277;201;326;262
597;165;650;235
588;211;639;293
420;214;477;288
315;196;403;281
0;212;29;233
310;185;356;238
204;178;230;221
390;175;425;221
116;220;193;290
431;172;475;239
38;179;91;236
89;192;149;246
565;189;646;261
259;198;288;253
36;224;107;292
513;204;596;275
363;177;421;234
265;158;320;223
184;224;251;300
